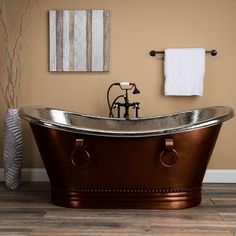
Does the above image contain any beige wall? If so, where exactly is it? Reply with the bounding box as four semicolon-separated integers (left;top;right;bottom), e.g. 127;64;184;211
0;0;236;168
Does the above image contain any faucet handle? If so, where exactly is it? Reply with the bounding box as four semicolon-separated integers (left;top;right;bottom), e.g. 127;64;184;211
132;102;140;108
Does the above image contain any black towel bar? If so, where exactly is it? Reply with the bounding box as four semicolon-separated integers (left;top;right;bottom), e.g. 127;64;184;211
150;49;217;57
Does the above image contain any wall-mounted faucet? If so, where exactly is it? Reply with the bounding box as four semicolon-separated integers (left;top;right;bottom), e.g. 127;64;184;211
107;82;140;118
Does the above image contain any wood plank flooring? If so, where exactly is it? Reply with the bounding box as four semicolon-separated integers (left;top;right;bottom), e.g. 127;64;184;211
0;183;236;235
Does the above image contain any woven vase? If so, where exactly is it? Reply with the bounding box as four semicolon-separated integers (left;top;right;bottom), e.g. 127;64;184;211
3;108;23;190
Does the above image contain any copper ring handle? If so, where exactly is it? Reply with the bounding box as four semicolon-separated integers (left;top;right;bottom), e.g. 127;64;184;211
71;139;90;167
160;149;178;168
159;138;179;168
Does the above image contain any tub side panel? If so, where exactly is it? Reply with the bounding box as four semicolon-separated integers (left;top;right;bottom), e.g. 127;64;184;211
30;123;222;209
30;123;222;189
166;124;222;188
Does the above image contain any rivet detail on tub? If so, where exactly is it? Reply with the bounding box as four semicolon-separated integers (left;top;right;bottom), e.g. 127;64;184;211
52;186;201;194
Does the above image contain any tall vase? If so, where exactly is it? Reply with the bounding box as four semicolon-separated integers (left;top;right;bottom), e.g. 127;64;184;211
3;108;23;190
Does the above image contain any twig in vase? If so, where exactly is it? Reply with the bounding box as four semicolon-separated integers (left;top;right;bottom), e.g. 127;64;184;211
0;0;38;109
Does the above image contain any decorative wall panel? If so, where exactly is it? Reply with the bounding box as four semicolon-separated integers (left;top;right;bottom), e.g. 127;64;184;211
49;10;110;72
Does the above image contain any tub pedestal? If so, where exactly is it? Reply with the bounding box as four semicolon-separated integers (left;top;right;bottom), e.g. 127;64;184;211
51;185;202;209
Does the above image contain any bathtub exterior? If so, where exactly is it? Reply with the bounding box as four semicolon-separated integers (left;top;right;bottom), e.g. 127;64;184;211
30;122;222;209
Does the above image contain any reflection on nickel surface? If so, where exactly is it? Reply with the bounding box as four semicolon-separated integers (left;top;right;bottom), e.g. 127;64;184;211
19;106;234;137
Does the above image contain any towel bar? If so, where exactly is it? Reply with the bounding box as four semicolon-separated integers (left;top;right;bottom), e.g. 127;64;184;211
150;49;217;57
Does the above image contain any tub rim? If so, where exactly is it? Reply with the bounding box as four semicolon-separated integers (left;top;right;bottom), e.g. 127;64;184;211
19;105;234;137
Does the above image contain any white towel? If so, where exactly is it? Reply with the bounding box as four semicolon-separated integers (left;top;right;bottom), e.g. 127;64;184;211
164;48;205;96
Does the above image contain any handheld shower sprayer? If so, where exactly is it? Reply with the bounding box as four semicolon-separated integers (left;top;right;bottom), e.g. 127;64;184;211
107;82;140;118
118;82;140;94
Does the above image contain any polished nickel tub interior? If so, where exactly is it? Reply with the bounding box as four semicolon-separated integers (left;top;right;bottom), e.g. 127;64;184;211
19;106;233;137
19;106;234;209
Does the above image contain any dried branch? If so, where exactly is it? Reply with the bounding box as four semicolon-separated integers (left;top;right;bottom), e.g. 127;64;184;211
11;0;31;63
0;80;8;107
0;0;37;109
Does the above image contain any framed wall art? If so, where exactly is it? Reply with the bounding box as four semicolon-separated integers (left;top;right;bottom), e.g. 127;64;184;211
49;10;110;72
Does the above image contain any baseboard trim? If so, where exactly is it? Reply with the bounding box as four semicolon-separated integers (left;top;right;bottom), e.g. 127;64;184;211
203;169;236;183
0;168;236;183
0;168;49;182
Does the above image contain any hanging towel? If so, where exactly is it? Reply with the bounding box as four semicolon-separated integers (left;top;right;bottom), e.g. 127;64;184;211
164;48;205;96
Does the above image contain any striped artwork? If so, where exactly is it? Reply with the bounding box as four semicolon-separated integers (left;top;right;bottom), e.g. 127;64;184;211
49;10;110;72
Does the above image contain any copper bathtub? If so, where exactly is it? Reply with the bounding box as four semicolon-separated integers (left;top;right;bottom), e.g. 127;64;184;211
19;106;234;209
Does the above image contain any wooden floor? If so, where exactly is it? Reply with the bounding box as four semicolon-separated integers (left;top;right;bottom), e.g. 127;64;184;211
0;183;236;235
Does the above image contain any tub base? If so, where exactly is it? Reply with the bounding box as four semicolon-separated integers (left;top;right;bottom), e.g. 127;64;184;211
51;185;202;209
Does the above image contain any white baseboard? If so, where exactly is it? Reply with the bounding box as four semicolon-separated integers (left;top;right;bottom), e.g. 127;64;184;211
0;168;236;183
203;169;236;183
0;168;49;182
